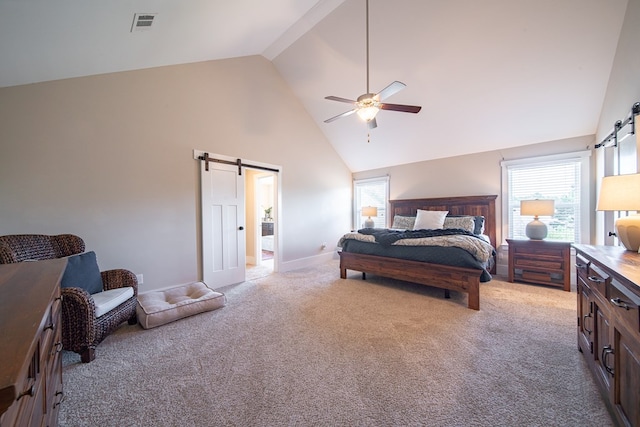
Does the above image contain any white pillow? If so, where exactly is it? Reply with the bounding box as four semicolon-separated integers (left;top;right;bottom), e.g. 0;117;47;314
413;210;448;230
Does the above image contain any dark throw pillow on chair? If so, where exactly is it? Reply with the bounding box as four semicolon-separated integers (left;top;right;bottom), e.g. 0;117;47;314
61;251;103;294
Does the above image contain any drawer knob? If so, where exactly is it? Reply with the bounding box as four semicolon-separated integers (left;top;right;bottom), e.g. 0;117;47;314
610;297;631;310
587;275;604;284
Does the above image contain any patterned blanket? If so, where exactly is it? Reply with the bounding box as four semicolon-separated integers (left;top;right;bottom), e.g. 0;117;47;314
337;228;494;264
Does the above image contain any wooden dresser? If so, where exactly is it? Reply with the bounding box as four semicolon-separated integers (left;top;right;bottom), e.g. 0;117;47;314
0;258;66;427
573;244;640;427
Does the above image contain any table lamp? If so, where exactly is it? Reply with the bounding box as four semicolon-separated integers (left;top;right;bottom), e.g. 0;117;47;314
597;173;640;251
362;206;377;228
520;199;555;240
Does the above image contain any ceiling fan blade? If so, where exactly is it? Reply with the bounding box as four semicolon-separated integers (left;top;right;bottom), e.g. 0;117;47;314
325;96;357;105
324;109;358;123
380;103;422;113
368;117;377;129
375;81;406;101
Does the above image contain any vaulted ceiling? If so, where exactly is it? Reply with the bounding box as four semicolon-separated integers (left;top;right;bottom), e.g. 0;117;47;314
0;0;628;171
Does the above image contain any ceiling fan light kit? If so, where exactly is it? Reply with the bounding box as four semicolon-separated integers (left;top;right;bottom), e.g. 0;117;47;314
324;0;421;131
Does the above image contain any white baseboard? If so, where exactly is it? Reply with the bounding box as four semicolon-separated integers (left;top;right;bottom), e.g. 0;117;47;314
278;251;336;272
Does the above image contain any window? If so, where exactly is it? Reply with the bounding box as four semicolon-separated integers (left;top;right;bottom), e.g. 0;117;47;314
353;176;389;229
501;151;591;243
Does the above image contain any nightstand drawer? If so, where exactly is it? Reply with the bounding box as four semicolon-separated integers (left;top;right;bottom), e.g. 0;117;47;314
522;271;552;283
512;246;566;258
514;258;563;270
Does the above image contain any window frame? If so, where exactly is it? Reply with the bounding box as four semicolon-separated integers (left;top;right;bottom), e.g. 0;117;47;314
353;176;389;230
500;150;591;244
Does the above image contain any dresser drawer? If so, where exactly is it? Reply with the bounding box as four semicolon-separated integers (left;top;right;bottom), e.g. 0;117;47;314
609;279;640;334
585;263;609;297
575;253;590;273
40;291;61;360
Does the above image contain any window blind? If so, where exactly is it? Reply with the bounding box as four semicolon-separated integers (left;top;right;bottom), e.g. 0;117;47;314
354;177;389;229
506;157;584;243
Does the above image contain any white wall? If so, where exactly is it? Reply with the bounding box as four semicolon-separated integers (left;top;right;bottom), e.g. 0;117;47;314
0;55;352;292
594;0;640;244
353;135;594;247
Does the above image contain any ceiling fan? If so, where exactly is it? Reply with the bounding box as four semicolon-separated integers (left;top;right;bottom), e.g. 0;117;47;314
324;0;422;130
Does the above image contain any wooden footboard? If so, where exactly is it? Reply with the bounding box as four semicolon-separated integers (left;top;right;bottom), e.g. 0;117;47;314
339;251;482;310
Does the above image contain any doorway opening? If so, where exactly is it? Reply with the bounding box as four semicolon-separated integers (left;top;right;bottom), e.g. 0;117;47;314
246;169;277;280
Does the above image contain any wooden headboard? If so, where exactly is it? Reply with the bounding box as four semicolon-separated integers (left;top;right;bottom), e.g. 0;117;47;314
389;195;498;250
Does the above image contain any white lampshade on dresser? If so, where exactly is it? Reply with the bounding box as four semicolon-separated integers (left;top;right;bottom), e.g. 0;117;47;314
520;199;555;240
597;173;640;252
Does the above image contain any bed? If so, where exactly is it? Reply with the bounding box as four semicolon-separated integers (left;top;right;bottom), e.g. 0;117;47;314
338;195;497;310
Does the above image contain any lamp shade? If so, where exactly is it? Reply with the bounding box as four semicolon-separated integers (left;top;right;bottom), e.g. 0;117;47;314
520;199;554;240
362;206;378;217
362;206;377;228
520;199;555;217
597;173;640;252
596;174;640;211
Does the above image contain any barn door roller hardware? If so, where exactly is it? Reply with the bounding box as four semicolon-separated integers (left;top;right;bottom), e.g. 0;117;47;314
595;102;640;148
198;152;279;175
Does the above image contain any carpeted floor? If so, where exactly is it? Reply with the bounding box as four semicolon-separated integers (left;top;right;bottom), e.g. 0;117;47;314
246;259;274;281
59;260;613;426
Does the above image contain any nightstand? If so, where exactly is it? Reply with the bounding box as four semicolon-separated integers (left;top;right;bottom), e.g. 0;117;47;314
507;239;571;291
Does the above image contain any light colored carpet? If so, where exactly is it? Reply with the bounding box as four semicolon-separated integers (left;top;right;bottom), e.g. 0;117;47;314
60;260;612;426
246;259;274;281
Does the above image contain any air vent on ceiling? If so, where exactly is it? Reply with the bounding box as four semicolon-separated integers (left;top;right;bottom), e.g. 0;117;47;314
131;13;157;32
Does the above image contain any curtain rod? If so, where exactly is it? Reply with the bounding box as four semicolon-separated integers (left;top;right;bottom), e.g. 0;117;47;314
595;102;640;148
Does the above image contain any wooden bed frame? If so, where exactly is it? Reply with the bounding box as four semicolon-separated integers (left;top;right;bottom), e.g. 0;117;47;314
339;195;497;310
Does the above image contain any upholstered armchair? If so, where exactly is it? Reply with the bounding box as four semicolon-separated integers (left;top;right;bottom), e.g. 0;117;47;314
0;234;138;362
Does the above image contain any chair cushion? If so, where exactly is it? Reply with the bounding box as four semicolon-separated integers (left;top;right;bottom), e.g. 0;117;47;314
93;287;135;318
136;282;226;329
60;251;103;294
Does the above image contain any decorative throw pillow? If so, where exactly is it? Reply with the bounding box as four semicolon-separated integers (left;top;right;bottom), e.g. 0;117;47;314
391;215;416;230
413;210;448;230
447;215;485;235
61;251;103;294
443;216;476;233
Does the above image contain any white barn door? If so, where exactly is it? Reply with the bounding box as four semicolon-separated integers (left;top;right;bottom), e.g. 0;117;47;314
201;160;246;288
